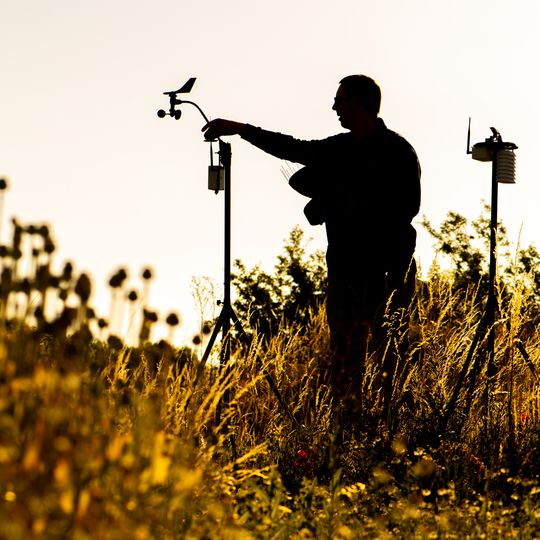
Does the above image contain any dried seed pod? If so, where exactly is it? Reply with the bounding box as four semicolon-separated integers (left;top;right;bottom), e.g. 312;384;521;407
143;309;158;323
19;278;31;295
0;267;12;297
127;290;138;302
62;262;74;281
107;335;123;351
74;273;92;303
202;321;212;335
97;318;108;329
34;306;45;324
165;312;180;327
109;268;128;289
35;264;50;291
44;238;55;255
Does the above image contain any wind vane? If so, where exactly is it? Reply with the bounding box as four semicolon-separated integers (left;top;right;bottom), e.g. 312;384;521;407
157;77;202;120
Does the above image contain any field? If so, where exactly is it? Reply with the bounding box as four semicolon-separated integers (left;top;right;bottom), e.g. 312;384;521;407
0;219;540;539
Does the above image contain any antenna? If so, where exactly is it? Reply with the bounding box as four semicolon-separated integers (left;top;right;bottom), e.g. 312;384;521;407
467;117;472;154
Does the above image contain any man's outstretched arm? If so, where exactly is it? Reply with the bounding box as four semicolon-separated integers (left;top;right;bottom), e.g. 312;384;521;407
202;118;340;166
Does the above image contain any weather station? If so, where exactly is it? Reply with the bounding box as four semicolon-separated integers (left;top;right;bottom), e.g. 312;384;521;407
157;78;236;369
442;120;521;435
467;122;517;369
157;78;298;433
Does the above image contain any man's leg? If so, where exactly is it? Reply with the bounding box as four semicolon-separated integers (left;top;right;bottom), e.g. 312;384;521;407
372;258;417;421
325;275;385;435
326;280;366;434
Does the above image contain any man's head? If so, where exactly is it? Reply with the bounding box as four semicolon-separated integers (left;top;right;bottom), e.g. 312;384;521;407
332;75;381;134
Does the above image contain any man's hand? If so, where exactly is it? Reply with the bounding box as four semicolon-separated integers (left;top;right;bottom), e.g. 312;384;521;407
202;119;247;140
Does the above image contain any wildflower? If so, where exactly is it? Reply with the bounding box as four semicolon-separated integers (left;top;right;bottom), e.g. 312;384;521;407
127;290;138;302
19;278;31;295
97;318;108;329
202;321;212;335
138;309;158;344
50;307;77;335
293;449;309;467
75;273;92;304
141;268;154;307
35;264;50;291
44;238;55;255
165;312;180;327
109;268;127;289
0;267;12;297
12;220;22;249
143;309;158;323
34;306;44;323
62;262;74;281
107;335;124;351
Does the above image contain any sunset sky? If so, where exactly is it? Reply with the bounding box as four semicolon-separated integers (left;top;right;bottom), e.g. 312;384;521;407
1;0;539;343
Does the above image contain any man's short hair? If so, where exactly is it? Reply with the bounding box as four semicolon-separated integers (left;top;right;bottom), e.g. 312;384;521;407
339;75;381;117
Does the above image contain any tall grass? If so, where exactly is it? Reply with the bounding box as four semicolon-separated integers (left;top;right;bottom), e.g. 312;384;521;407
0;220;539;538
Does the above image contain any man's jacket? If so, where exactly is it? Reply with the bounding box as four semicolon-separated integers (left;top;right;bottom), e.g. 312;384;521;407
241;119;421;282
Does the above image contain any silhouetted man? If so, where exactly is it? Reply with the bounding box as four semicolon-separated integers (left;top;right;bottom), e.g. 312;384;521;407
203;75;421;431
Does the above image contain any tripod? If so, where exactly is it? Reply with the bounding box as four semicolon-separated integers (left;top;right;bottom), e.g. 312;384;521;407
157;80;300;428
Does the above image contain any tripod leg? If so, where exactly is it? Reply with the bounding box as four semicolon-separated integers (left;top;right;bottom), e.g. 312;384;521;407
200;308;226;367
440;310;488;433
228;305;248;340
516;339;539;383
181;308;225;414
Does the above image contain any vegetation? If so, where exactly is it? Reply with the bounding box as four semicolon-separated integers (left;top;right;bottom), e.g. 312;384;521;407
231;226;327;340
0;205;539;538
421;203;540;304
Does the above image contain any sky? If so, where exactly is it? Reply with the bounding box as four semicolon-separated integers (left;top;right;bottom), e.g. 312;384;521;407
1;0;539;344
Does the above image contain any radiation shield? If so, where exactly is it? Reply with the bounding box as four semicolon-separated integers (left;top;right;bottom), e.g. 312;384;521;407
208;165;224;192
